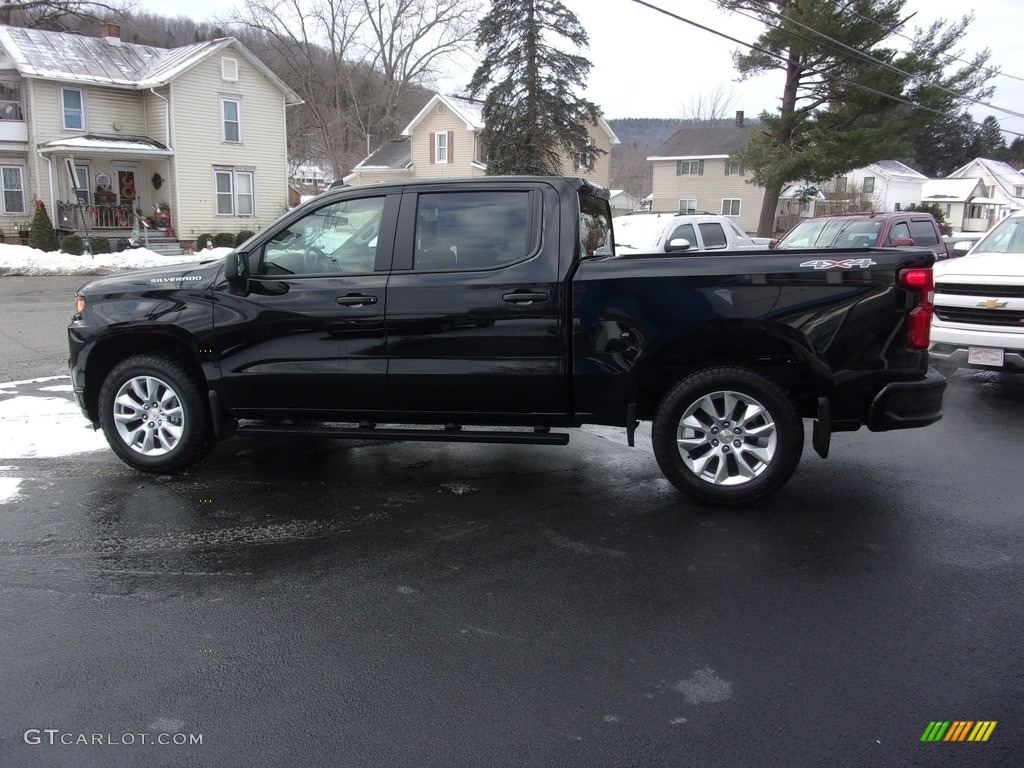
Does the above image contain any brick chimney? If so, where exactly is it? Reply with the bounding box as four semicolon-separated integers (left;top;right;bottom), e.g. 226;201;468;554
735;110;745;127
99;23;122;46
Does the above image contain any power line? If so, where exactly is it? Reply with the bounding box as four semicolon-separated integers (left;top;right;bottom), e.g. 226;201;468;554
626;0;1024;139
732;0;1024;122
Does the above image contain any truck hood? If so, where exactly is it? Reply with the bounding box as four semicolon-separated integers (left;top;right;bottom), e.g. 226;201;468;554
77;258;225;295
934;253;1024;281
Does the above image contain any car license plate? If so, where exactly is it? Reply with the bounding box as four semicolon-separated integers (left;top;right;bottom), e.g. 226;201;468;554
968;347;1004;366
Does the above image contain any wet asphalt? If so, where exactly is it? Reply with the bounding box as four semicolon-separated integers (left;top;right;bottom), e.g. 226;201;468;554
0;276;1022;767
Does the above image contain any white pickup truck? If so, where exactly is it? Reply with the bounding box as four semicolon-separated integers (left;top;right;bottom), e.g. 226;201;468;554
930;210;1024;373
613;213;772;255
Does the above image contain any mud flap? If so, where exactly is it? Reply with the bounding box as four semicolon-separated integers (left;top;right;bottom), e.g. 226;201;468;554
812;397;831;459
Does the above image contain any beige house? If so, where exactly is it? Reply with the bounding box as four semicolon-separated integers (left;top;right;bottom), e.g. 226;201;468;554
0;23;301;251
344;93;618;186
647;113;764;233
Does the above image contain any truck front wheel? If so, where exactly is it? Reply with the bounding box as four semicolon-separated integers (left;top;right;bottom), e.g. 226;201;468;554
652;367;803;505
98;354;211;473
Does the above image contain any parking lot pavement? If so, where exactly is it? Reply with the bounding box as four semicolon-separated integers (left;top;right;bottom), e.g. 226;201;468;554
0;371;1022;767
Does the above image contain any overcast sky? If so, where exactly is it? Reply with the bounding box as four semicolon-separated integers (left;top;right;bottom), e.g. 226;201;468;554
171;0;1024;138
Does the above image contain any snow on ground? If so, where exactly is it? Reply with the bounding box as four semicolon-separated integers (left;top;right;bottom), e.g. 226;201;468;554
0;242;233;276
0;376;107;460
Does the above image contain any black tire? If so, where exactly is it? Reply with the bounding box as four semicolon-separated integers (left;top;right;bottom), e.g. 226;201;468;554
652;366;804;506
98;354;212;473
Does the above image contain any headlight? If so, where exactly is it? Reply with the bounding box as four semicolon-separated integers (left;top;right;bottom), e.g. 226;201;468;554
75;295;86;314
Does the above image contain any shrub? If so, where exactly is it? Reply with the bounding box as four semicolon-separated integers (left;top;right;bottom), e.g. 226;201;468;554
60;234;84;256
195;233;215;251
213;232;236;248
115;237;130;252
236;229;255;246
89;236;112;254
28;200;57;252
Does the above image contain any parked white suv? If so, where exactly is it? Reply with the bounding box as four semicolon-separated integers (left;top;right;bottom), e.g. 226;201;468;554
613;213;771;255
930;210;1024;373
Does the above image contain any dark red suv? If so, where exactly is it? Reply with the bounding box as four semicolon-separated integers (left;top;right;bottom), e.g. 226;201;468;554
771;211;950;259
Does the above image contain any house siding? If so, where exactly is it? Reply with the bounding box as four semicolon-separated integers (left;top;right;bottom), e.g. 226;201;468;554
408;105;485;180
170;46;290;240
651;157;764;232
555;123;612;187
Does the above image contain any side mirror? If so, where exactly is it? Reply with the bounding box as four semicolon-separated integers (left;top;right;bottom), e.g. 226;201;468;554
225;250;250;280
768;239;780;249
953;241;972;254
665;238;692;253
890;237;914;247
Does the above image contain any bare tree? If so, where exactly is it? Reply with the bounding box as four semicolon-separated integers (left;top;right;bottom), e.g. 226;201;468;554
611;146;652;202
678;85;738;126
0;0;131;27
229;0;479;178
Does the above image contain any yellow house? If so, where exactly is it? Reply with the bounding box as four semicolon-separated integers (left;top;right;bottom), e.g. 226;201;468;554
344;93;619;186
0;23;301;252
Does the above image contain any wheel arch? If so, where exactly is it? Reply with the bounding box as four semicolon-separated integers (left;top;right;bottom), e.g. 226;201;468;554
82;329;207;424
630;319;833;421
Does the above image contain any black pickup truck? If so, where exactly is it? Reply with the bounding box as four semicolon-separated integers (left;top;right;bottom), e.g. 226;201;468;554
68;177;945;505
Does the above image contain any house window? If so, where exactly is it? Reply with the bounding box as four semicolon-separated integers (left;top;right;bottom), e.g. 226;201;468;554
724;160;744;176
221;57;239;82
1015;185;1023;197
800;198;811;213
474;135;488;165
578;138;594;170
676;160;704;176
677;199;697;214
0;165;25;214
214;168;254;216
894;202;901;211
863;177;875;193
61;88;84;131
435;131;449;163
941;203;951;217
721;198;741;216
836;177;848;193
221;98;241;143
0;81;23;121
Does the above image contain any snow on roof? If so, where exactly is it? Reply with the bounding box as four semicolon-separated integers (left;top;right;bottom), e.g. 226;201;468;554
0;25;301;103
921;177;985;202
870;160;927;179
37;133;173;156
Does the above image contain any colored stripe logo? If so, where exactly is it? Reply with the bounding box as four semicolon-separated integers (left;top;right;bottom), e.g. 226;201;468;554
921;721;997;742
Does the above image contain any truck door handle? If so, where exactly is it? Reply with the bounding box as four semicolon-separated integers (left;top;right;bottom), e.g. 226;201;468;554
336;294;378;307
502;291;548;305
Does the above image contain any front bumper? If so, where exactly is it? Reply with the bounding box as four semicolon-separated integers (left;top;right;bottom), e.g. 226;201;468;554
867;370;946;431
929;343;1024;372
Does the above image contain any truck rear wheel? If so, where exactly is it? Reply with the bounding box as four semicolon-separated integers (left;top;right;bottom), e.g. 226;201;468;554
652;366;803;505
98;354;211;473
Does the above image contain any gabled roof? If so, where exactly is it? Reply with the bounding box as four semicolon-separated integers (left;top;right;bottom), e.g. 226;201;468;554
647;122;753;160
945;157;1024;200
401;92;619;145
867;160;927;180
352;138;412;171
403;93;485;136
0;25;302;103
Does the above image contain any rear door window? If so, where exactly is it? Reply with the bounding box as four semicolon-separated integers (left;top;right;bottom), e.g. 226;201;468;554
909;219;939;246
698;222;727;249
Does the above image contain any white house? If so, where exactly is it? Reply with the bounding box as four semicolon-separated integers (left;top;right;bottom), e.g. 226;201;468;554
944;158;1024;219
920;177;992;233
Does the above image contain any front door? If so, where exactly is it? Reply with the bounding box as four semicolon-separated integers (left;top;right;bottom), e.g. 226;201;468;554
219;192;400;415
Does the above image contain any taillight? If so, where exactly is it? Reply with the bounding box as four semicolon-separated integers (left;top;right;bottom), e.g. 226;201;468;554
899;268;933;349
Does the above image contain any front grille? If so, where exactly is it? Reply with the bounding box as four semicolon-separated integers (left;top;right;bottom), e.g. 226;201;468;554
937;282;1024;298
934;307;1024;327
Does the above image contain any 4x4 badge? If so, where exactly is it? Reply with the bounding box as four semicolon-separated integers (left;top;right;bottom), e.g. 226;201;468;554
799;259;877;270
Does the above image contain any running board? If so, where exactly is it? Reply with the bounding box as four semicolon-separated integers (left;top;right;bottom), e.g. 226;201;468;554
235;423;571;446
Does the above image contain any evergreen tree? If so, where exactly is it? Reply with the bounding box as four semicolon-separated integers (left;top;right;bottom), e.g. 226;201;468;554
912;110;978;177
718;0;994;235
28;200;57;253
975;115;1008;160
469;0;602;176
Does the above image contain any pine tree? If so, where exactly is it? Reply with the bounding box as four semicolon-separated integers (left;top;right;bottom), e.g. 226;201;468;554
28;200;57;252
718;0;995;235
975;116;1008;160
469;0;602;176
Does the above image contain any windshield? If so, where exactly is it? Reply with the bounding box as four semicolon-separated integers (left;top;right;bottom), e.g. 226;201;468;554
777;218;882;249
974;216;1024;254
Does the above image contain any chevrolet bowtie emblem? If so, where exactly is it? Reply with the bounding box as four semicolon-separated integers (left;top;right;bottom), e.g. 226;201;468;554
977;299;1008;309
